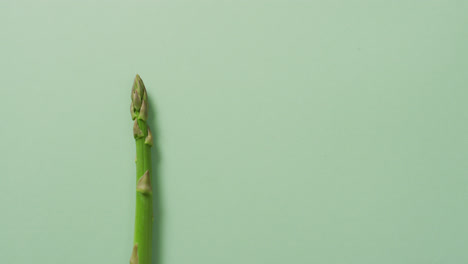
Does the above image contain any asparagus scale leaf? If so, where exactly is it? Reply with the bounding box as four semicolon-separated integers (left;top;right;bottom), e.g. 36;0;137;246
130;74;153;264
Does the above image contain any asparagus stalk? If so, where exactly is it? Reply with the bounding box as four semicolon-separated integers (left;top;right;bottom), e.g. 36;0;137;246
130;74;153;264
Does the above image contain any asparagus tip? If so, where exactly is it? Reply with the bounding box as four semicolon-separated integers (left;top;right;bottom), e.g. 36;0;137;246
133;74;146;99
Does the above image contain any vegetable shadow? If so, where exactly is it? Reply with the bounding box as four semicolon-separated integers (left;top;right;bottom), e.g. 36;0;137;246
148;98;163;264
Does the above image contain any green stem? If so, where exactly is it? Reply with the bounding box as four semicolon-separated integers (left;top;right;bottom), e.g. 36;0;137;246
130;75;153;264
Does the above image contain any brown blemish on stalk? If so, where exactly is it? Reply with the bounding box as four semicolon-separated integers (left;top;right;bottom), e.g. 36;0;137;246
136;170;152;195
130;244;138;264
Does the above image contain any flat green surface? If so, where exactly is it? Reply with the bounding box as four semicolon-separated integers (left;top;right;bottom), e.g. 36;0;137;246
1;1;468;263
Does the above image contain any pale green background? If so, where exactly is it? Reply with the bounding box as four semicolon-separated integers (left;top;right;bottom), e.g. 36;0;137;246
1;0;467;263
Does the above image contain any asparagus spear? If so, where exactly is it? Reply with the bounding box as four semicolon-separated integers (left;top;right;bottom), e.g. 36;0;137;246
130;74;153;264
